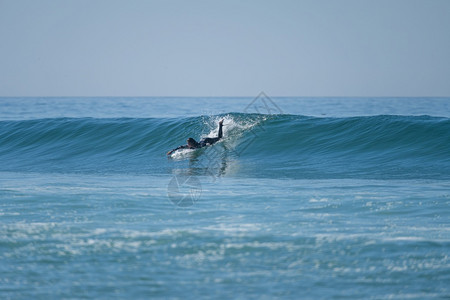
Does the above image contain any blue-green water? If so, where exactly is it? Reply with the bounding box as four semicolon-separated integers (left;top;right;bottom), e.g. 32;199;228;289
1;97;449;299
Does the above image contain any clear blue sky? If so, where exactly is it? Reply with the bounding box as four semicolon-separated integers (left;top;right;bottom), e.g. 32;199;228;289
1;0;449;97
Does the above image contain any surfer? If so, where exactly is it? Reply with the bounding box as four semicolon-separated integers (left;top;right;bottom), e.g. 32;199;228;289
166;119;224;156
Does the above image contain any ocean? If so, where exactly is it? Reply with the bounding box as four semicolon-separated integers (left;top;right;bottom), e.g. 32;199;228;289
0;96;449;299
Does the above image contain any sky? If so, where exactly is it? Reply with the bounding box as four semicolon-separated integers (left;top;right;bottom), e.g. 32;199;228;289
1;0;449;97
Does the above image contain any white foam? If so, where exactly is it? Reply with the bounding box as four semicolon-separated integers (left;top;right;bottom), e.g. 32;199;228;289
169;148;195;159
309;197;329;203
201;114;265;140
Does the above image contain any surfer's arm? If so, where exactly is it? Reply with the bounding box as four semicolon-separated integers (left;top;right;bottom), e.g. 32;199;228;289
217;119;224;139
166;145;188;155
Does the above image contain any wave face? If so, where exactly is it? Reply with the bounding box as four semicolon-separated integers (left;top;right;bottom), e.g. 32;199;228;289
1;114;449;179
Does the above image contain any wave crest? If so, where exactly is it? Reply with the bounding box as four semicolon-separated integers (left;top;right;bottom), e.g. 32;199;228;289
1;114;449;178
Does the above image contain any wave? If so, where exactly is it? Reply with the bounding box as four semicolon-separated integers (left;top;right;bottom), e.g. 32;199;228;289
1;114;449;179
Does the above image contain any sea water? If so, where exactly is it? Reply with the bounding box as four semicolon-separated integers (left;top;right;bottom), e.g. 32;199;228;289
0;97;449;299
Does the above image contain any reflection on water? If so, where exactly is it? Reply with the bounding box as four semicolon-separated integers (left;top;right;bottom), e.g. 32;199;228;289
169;144;238;180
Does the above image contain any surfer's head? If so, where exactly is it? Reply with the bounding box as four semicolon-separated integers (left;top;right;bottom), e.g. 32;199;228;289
187;138;199;148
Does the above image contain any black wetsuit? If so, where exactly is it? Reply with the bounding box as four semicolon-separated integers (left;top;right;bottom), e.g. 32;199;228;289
168;122;223;154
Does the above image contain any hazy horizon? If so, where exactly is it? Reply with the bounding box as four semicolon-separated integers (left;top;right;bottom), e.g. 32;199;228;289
1;0;450;97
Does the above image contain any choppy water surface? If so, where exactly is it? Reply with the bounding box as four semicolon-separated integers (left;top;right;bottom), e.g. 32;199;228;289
0;97;449;299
